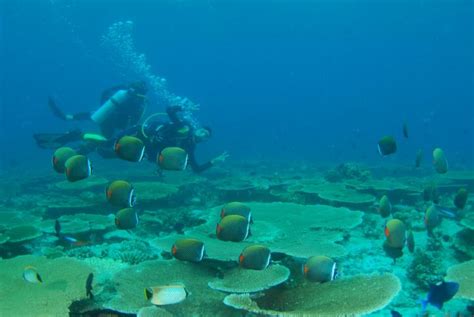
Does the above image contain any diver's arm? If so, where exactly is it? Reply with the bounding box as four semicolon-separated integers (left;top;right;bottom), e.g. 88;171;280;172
187;148;213;173
115;125;141;139
166;106;184;124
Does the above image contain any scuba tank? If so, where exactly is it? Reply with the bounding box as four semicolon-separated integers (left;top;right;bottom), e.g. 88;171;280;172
91;89;130;124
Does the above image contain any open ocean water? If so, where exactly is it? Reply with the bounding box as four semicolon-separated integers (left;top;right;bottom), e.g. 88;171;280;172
0;1;473;316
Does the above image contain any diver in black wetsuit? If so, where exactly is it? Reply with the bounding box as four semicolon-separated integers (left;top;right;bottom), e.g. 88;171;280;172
125;105;228;173
50;81;148;138
34;81;148;149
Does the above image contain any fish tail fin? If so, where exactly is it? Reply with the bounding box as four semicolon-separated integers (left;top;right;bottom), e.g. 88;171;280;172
420;298;428;311
144;287;153;300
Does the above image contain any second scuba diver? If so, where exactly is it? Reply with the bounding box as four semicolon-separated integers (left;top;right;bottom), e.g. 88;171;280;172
115;105;229;173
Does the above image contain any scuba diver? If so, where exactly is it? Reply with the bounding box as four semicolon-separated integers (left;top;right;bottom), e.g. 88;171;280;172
34;81;148;148
34;82;228;173
119;105;229;173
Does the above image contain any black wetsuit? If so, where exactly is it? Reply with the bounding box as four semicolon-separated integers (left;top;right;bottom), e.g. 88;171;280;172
70;85;146;139
122;106;213;173
34;83;146;150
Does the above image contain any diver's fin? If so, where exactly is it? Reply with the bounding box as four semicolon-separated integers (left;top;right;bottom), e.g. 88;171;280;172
48;96;67;120
34;133;66;149
33;129;83;149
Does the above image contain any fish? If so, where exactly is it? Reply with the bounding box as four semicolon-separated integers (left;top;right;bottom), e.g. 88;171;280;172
173;222;185;234
391;310;402;317
239;245;271;270
378;195;392;218
384;219;406;249
114;136;145;162
425;205;442;233
423;183;440;204
383;241;404;263
377;136;397;156
106;180;136;208
86;273;94;299
406;230;415;253
221;202;253;223
115;208;139;230
61;236;91;247
216;215;251;242
436;206;457;219
402;122;408;138
415;149;423;168
433;148;448;174
171;238;205;262
421;281;459;310
468;304;474;314
454;188;468;210
54;219;61;237
144;284;189;305
64;155;92;182
52;147;77;173
303;255;337;283
157;147;188;171
23;266;43;284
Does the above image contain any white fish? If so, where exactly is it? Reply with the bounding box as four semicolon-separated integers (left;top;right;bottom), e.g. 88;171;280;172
145;284;189;305
23;266;42;284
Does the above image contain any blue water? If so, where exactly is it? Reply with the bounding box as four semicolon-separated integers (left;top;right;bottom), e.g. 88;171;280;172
1;0;473;168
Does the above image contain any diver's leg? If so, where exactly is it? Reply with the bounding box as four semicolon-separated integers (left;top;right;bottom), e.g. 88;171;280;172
48;96;91;121
33;129;83;149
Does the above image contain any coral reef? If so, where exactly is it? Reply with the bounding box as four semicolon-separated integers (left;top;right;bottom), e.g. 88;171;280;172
41;213;114;237
152;202;359;261
53;175;109;191
66;240;160;265
0;210;42;229
407;247;443;290
223;273;401;316
453;228;474;259
208;264;290;293
288;181;376;208
133;181;180;207
137;306;174;317
108;240;160;264
104;259;238;316
2;161;473;316
4;225;43;243
446;260;474;300
0;255;93;316
324;162;371;182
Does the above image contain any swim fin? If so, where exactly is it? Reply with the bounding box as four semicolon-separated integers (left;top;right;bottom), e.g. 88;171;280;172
33;129;83;149
48;96;67;120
